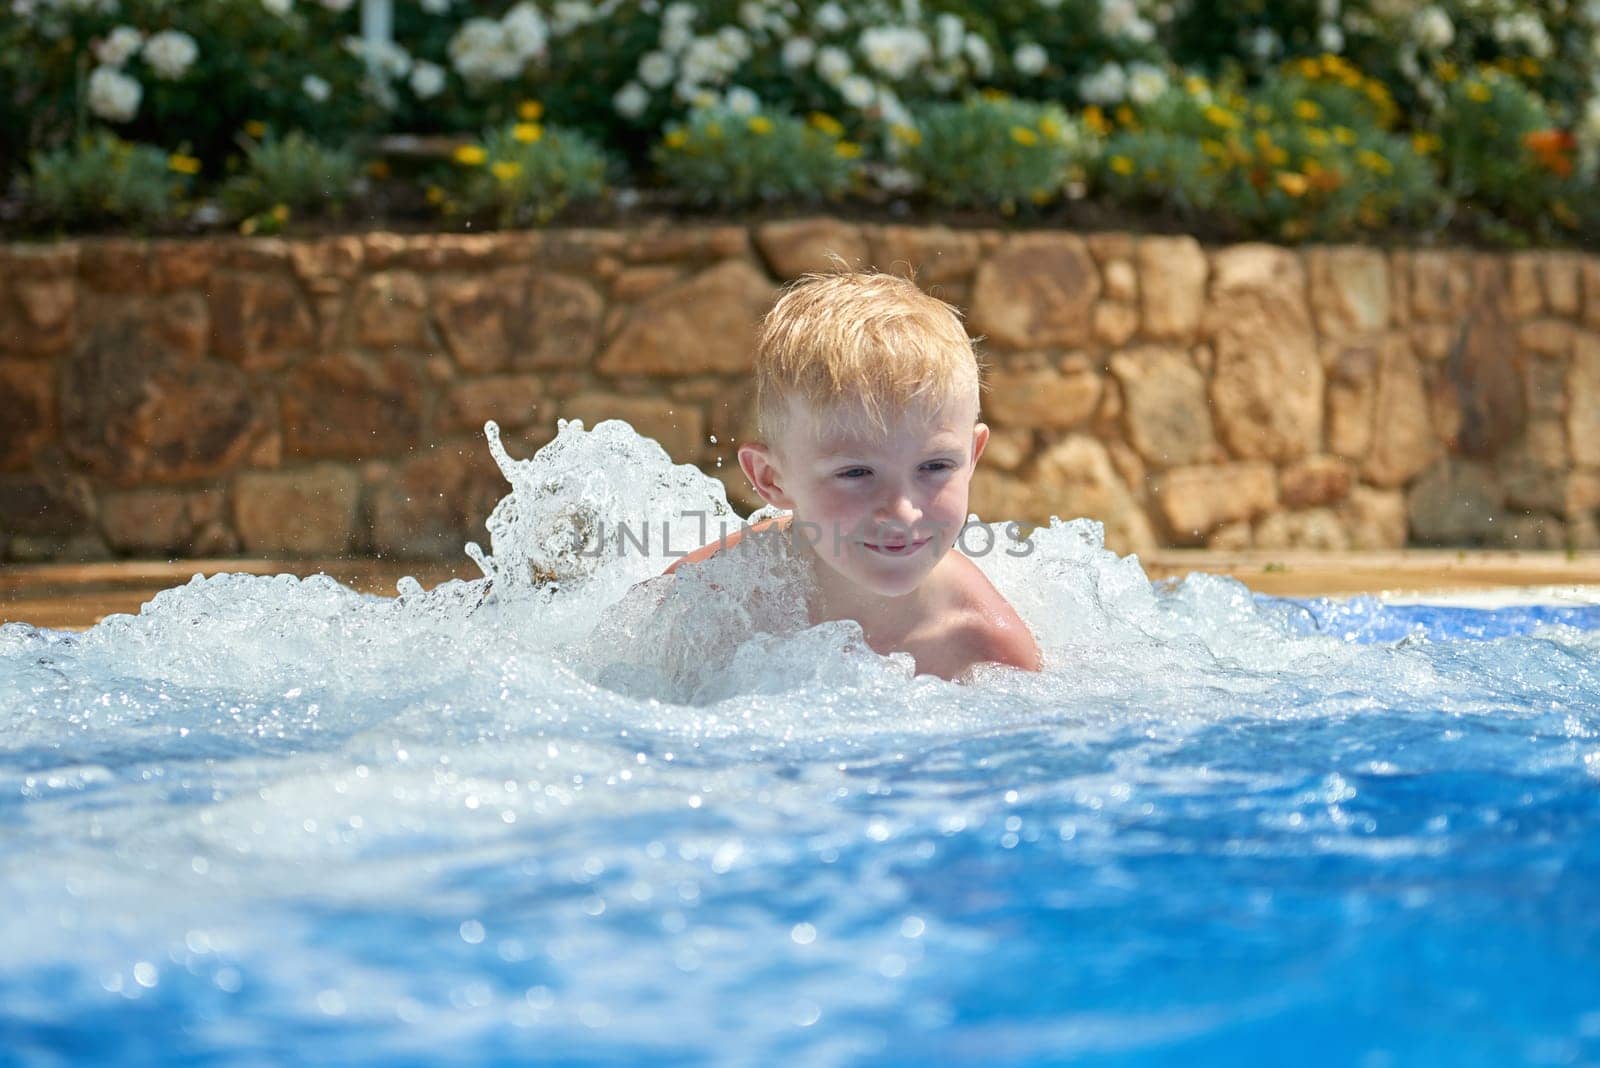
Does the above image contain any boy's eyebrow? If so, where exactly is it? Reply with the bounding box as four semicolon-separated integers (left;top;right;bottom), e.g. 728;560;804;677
813;436;970;460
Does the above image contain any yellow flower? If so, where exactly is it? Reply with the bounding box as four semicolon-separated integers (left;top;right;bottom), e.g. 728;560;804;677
1203;104;1239;130
1201;139;1226;159
1010;125;1039;146
808;112;844;138
491;160;522;182
1305;128;1330;148
518;100;544;121
1114;105;1136;127
367;160;391;179
243;120;266;139
166;153;201;175
890;123;922;146
1295;57;1320;79
1265;144;1289;166
1293;99;1322;122
834;140;862;159
1466;81;1492;103
1030;187;1053;205
1411;131;1442;155
270;203;290;223
239;217;258;236
425;185;447;204
513;122;543;144
1519;57;1542;78
1436;60;1459;83
747;115;774;135
1184;74;1209;96
1109;155;1135;176
1282;218;1311;241
1275;172;1309;197
981;88;1009;102
704;121;723;140
663;128;689;149
1553;199;1580;229
1253;104;1273;123
1082;106;1110;136
1037;115;1063;141
1356;148;1392;175
1332;126;1356;146
453;144;486;166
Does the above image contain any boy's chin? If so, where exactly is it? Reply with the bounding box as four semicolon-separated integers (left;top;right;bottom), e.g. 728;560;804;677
826;553;937;599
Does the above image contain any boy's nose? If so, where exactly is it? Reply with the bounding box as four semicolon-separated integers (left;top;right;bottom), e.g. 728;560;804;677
876;489;921;527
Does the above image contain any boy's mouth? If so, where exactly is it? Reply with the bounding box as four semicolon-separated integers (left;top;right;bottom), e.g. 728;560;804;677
861;537;930;556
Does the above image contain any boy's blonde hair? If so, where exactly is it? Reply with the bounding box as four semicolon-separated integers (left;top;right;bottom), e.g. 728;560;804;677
752;271;982;441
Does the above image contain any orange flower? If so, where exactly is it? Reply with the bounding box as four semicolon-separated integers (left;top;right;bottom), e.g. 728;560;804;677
1524;129;1576;178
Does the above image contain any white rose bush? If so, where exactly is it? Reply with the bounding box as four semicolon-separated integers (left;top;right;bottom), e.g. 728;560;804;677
3;0;1600;240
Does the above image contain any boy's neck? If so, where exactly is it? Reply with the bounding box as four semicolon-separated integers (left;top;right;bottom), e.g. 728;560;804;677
789;528;943;638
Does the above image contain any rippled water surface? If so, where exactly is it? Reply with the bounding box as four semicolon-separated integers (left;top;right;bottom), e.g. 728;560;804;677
4;422;1600;1066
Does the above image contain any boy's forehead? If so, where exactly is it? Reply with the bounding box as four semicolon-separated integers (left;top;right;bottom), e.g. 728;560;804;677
785;396;976;448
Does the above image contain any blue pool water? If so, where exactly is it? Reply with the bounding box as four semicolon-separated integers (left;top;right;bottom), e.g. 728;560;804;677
3;422;1600;1066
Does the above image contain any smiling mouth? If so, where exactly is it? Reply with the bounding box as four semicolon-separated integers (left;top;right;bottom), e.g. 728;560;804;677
861;538;931;556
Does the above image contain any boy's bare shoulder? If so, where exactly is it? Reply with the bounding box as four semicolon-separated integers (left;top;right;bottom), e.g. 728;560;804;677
663;515;788;576
942;552;1042;672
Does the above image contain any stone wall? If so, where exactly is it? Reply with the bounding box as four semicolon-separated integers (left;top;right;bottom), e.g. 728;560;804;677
2;221;1596;560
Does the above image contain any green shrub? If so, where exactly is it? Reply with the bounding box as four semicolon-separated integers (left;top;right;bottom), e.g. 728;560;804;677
23;129;187;231
652;106;858;207
899;93;1084;209
1097;69;1437;240
1438;66;1572;224
433;121;609;227
220;129;362;225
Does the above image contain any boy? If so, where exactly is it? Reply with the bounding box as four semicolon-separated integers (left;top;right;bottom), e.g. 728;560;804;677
665;271;1041;680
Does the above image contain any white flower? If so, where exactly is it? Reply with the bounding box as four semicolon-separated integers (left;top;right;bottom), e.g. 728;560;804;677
551;1;595;35
1246;25;1280;60
716;25;751;60
738;0;766;30
663;1;696;26
816;45;852;83
93;26;143;68
1126;61;1168;104
141;29;198;80
449;18;522;82
875;165;918;193
613;80;649;118
1100;0;1154;43
1013;42;1048;76
320;0;354;11
935;13;963;60
262;0;291;12
420;0;450;12
724;84;760;115
409;60;445;98
858;25;930;81
638;50;675;88
1411;6;1452;49
86;65;141;121
502;2;549;60
302;73;331;101
782;36;816;68
815;2;848;32
839;73;874;108
1494;12;1553;58
1078;61;1127;103
962;33;992;77
1318;23;1344;52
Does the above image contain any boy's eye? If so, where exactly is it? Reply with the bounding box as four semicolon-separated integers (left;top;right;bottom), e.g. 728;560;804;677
837;467;872;479
922;461;956;473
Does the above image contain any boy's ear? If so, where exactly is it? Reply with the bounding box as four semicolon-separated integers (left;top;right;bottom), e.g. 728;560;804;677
737;442;796;510
971;422;990;464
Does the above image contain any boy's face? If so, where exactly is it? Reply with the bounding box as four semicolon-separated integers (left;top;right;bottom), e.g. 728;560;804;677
740;395;989;599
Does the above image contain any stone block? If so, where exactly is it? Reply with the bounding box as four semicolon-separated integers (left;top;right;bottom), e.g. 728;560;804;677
1093;302;1139;348
210;271;315;370
1518;319;1574;359
150;292;211;361
1583;257;1600;331
970;233;1100;350
281;352;423;460
1254;508;1351;550
78;239;150;294
1308;245;1390;339
0;472;93;536
0;359;55;471
1101;260;1138;303
755;218;868;278
1340;485;1408;549
234;465;360;554
610;265;684;301
1205;245;1322;462
560;393;707;463
1506;252;1545;319
289;235;365;292
1137;236;1207;341
150;239;217;292
1407;459;1502;544
1280;455;1353;508
983;366;1101;430
1108;345;1214;467
433;268;604;373
1032;435;1156;554
597;261;773;376
354;271;431;350
1150;462;1277;543
1542;252;1582;318
1411;251;1474;321
1361;335;1439;488
1569;331;1600;466
981;427;1032;471
99;488;193;554
14;278;76;355
624;226;748;264
367;444;505;558
440;375;546;435
868;225;982;285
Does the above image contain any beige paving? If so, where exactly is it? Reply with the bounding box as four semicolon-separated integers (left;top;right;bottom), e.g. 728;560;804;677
6;552;1600;630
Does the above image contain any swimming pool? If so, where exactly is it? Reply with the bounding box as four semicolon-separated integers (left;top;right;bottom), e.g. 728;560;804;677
4;421;1599;1066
